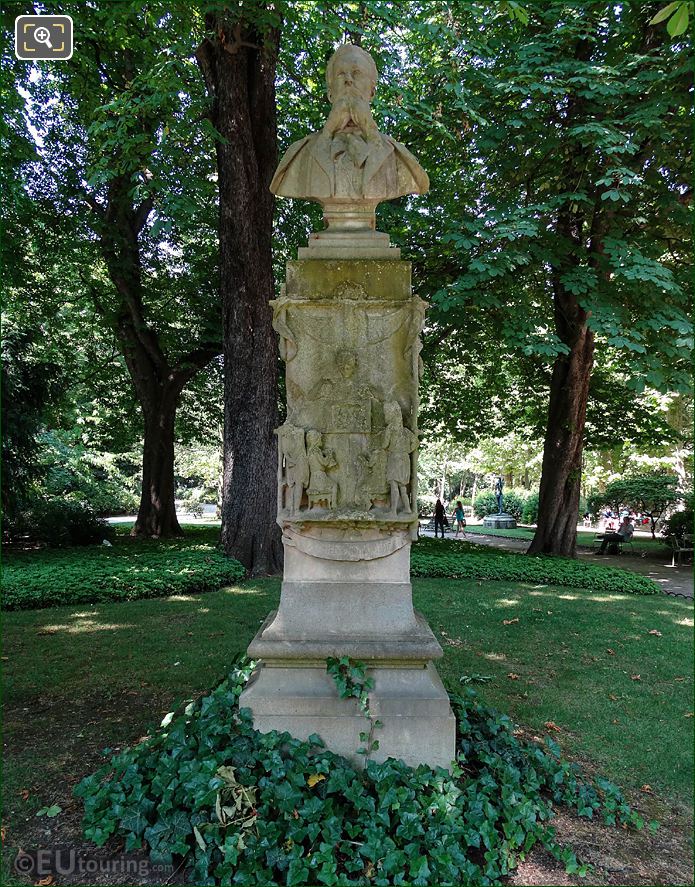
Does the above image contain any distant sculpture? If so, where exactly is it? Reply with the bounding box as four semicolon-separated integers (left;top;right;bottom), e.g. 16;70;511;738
277;423;309;515
270;44;429;228
494;476;504;514
306;430;338;509
382;401;417;516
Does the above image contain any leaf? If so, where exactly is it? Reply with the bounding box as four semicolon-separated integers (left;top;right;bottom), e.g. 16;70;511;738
640;784;653;793
667;3;689;35
649;1;680;24
606;649;616;655
20;789;30;800
502;617;519;625
307;774;326;788
608;694;618;701
193;825;206;851
647;629;662;637
37;878;54;886
544;721;562;732
507;673;520;680
630;674;641;681
36;805;62;818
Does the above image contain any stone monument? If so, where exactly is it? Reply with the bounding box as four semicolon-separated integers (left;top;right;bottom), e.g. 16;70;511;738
483;475;517;529
239;44;456;770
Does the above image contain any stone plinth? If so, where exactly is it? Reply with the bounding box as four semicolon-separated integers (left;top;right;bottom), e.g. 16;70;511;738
483;513;517;529
240;253;456;770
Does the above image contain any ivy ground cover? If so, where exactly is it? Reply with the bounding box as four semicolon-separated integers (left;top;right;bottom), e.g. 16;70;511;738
2;574;692;884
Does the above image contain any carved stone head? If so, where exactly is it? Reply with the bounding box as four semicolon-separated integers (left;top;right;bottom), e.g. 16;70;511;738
325;44;378;105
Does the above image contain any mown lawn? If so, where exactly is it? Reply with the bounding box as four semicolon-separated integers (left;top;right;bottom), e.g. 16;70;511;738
2;534;692;884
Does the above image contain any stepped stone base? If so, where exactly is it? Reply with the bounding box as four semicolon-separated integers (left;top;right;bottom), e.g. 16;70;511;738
239;658;456;771
483;513;517;529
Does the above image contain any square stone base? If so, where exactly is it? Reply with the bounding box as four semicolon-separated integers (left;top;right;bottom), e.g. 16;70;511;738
239;661;456;771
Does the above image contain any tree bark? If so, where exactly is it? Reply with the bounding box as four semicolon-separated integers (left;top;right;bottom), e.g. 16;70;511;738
197;7;283;575
528;34;596;558
527;292;594;556
136;388;182;536
95;177;218;538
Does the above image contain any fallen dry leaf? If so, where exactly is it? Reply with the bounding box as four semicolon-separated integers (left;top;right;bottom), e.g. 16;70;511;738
502;618;519;625
507;673;520;680
606;648;616;655
20;789;29;801
36;878;54;886
674;676;685;682
648;629;663;637
685;712;694;719
307;774;326;788
611;719;620;724
544;721;562;733
641;784;653;793
631;674;642;681
1;826;5;842
608;694;618;701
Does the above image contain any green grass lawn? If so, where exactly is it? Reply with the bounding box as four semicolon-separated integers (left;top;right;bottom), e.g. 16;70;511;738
464;524;670;554
2;531;692;884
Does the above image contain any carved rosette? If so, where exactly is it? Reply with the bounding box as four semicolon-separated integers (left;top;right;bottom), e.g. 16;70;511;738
273;262;423;535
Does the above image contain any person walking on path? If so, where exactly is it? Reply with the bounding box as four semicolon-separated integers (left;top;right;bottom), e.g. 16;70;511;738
598;515;634;554
453;500;467;538
434;498;446;538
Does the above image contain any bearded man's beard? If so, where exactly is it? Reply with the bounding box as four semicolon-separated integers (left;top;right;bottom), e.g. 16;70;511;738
324;94;380;142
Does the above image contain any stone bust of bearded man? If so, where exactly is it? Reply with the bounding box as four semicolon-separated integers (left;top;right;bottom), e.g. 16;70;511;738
270;44;429;209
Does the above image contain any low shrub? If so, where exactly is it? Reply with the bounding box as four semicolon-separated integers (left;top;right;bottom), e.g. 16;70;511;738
75;658;646;886
412;537;659;595
661;495;694;541
2;532;245;609
522;492;539;525
5;498;113;548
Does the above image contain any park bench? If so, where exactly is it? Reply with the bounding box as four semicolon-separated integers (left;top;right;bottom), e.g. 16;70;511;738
670;534;693;568
591;534;639;556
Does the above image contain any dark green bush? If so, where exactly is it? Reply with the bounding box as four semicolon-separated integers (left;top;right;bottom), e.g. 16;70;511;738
473;489;526;521
661;495;694;540
522;491;539;524
5;498;113;548
2;529;245;609
75;658;645;886
412;537;658;595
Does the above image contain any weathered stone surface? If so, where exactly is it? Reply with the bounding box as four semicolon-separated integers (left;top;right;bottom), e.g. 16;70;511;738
483;513;518;529
270;45;428;238
243;42;455;772
240;663;455;771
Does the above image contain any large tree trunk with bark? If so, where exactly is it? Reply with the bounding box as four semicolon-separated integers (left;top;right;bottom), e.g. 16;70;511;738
197;8;283;575
134;385;183;537
527;290;594;556
96;179;215;538
528;34;598;558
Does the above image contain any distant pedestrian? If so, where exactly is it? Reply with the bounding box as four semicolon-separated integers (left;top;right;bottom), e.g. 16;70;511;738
454;500;466;537
434;498;446;538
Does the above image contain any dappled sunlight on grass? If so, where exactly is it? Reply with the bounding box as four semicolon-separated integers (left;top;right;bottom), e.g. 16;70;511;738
675;617;694;627
222;585;263;596
494;598;520;607
164;595;202;603
525;588;633;604
197;607;210;614
42;619;136;634
481;651;507;661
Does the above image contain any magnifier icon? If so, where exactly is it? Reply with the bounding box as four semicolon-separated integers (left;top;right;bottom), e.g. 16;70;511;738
34;25;53;49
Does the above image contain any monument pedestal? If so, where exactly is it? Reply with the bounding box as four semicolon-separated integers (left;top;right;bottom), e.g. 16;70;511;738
240;250;456;771
483;513;517;530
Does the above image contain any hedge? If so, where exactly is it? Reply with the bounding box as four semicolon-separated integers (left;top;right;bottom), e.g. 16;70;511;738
412;539;659;596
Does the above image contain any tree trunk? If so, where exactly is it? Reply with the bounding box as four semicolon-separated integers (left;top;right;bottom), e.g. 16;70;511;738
197;8;283;575
134;389;182;537
528;307;594;556
528;33;599;558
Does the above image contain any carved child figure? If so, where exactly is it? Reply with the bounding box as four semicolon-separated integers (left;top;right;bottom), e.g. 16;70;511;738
382;401;417;516
306;430;339;509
